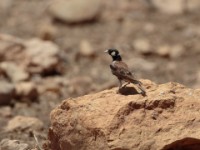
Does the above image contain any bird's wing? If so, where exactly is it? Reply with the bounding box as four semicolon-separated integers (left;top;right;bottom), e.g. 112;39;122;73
110;61;135;79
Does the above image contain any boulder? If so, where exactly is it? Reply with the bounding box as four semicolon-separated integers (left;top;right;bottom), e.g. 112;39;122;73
48;0;102;23
47;80;200;150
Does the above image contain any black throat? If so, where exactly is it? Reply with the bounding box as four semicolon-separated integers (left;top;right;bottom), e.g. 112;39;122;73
112;54;122;61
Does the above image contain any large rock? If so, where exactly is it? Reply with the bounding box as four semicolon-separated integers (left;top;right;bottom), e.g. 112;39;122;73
49;0;102;23
47;80;200;150
0;81;15;105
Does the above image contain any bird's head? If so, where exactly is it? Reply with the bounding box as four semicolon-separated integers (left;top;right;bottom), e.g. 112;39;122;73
104;48;119;56
104;48;122;61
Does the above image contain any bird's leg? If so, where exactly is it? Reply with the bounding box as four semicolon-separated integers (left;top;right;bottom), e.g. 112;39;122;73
117;79;122;93
122;82;130;88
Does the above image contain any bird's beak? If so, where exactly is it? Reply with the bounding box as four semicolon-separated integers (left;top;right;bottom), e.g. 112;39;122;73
104;50;108;53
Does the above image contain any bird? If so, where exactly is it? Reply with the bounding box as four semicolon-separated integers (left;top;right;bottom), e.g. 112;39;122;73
105;48;146;95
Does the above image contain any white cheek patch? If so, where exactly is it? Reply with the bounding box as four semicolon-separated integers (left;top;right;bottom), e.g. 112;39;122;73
111;51;115;56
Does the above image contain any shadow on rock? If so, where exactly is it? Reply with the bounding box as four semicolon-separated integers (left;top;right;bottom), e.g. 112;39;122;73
118;86;142;96
162;137;200;150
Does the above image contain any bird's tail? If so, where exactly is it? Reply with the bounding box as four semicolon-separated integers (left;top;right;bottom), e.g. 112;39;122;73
131;79;146;95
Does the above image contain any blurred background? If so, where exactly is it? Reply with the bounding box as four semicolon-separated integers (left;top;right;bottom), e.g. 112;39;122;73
0;0;200;149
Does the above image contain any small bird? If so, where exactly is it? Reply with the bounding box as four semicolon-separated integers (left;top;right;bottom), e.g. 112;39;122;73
105;48;146;95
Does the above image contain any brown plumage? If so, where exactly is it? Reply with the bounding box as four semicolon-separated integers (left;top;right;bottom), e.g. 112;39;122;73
105;48;146;95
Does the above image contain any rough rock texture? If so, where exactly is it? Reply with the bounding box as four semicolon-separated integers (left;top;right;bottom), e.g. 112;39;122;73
47;80;200;150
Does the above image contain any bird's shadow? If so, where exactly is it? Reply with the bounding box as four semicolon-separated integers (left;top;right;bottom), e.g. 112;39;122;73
118;86;146;96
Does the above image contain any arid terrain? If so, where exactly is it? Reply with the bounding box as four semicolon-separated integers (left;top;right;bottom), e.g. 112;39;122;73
0;0;200;149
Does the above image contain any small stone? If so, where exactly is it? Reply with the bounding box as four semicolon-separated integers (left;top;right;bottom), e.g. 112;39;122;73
15;82;38;101
0;106;12;117
0;81;15;105
156;45;170;57
49;0;102;23
0;62;29;82
79;40;95;57
38;22;57;41
156;45;184;58
169;45;185;58
133;38;151;54
0;139;29;150
151;0;184;14
5;116;44;132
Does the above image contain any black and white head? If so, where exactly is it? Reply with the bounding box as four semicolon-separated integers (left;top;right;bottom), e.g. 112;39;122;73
104;48;122;61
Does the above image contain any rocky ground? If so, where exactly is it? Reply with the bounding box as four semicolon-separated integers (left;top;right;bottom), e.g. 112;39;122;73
0;0;200;149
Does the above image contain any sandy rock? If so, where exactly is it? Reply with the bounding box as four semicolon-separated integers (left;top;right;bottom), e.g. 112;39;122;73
49;0;102;23
0;139;29;150
15;82;38;101
0;62;29;82
47;80;200;150
79;40;95;57
132;38;151;54
0;81;15;105
25;39;60;74
151;0;185;14
5;116;44;132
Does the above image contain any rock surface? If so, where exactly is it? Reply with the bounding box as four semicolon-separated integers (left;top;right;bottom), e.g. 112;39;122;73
47;80;200;150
